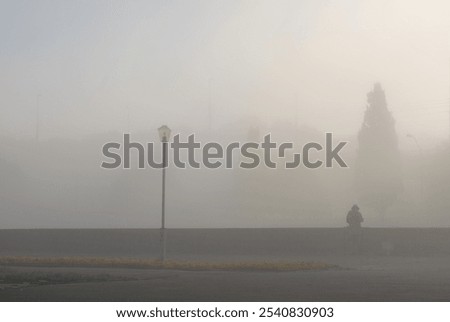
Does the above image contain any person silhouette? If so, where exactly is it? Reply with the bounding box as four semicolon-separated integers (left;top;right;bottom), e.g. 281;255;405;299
347;204;363;228
346;204;363;253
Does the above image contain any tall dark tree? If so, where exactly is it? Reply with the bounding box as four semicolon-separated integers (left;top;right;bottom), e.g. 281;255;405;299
355;83;402;219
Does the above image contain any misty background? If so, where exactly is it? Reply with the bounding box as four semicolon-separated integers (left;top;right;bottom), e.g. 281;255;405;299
0;0;449;228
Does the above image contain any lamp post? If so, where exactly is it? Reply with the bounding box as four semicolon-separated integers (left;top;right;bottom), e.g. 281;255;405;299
158;125;171;262
36;94;41;142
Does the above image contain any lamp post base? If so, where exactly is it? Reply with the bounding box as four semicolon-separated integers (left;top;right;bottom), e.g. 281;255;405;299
160;228;166;263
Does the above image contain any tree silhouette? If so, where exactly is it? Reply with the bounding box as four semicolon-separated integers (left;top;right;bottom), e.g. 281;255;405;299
355;83;403;220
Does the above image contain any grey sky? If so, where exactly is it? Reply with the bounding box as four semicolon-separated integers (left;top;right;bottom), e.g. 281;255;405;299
1;0;449;145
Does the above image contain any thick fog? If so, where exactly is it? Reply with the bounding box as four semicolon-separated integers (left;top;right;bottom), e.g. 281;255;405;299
0;0;449;228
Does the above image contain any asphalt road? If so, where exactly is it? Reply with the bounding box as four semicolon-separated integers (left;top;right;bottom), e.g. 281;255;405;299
1;256;450;301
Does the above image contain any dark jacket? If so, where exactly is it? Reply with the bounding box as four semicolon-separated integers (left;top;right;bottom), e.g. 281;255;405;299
347;210;363;228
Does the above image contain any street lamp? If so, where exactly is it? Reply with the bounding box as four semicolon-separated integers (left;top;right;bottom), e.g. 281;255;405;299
36;94;41;142
158;125;171;262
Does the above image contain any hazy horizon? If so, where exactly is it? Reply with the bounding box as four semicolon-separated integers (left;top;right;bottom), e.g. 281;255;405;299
1;0;449;229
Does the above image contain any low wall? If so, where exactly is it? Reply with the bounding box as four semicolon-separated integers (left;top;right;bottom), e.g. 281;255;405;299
0;228;449;258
